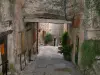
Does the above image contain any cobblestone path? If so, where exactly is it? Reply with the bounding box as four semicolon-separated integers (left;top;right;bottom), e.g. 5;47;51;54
21;46;82;75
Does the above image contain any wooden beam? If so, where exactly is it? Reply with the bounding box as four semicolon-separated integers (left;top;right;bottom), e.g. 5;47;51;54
24;18;71;24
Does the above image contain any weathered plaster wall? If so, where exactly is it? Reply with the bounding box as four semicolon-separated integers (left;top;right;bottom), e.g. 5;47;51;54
1;0;11;21
12;0;26;71
7;33;15;63
13;0;25;55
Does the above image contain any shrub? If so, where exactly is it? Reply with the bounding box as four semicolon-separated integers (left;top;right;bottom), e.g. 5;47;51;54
81;40;100;69
61;32;72;61
44;33;53;44
61;32;69;46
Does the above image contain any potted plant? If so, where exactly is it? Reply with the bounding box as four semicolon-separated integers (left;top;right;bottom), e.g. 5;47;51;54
61;32;72;61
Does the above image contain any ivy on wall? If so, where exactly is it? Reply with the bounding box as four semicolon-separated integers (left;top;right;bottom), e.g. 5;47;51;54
81;40;100;69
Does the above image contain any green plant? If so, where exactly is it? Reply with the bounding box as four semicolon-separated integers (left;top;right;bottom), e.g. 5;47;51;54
81;40;100;69
94;40;100;55
61;32;72;61
61;32;69;46
44;33;53;44
62;45;72;61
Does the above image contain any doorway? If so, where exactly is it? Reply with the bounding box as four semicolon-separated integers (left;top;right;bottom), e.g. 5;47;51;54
0;36;8;74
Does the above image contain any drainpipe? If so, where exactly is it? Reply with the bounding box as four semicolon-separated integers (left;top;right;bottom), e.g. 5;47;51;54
64;0;67;20
36;23;39;53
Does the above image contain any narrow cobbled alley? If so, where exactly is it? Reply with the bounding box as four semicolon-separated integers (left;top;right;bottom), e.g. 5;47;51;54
21;46;82;75
1;0;100;75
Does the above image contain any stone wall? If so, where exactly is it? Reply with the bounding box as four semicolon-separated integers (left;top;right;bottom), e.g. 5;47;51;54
24;0;65;19
13;0;25;56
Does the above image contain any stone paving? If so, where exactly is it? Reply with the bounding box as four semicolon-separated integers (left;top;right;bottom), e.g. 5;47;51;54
21;46;82;75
